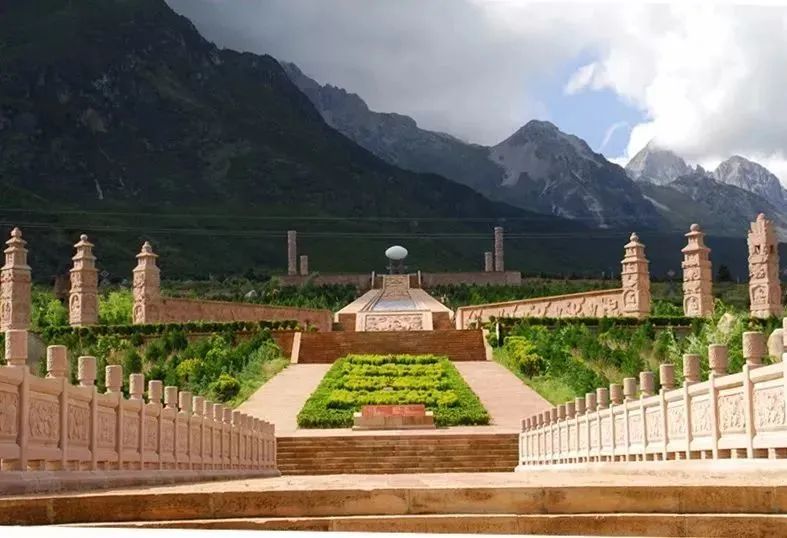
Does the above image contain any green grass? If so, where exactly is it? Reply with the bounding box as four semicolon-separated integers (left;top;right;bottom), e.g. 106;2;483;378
493;347;574;405
227;355;290;408
297;354;490;428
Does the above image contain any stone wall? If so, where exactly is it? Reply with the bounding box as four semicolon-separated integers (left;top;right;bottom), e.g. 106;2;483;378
455;288;625;329
276;273;376;289
518;323;786;467
158;297;333;332
420;271;523;287
0;332;278;480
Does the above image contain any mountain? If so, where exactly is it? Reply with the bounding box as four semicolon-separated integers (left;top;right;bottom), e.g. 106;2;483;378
0;0;593;279
640;171;787;237
714;156;786;203
489;121;663;229
625;141;694;185
284;64;662;230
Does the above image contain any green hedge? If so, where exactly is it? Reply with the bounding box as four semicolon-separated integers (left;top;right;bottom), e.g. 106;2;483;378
40;319;300;341
297;354;490;428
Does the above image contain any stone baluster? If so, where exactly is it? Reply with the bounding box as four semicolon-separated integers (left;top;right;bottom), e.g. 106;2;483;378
566;401;576;419
708;344;728;377
683;354;701;385
129;373;144;400
623;377;638;401
147;380;163;470
164;386;178;409
659;364;676;391
149;380;163;404
610;383;623;405
575;396;586;415
742;331;766;369
78;356;96;387
585;392;596;412
550;407;558;423
46;345;67;379
596;387;609;409
639;371;655;397
5;329;28;368
223;407;233;469
0;227;31;331
106;365;122;393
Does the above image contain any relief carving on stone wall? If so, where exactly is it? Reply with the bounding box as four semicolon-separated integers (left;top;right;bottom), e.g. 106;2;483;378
97;411;116;447
579;422;588;449
691;399;712;435
364;313;425;331
754;387;786;430
614;416;625;445
191;428;201;452
28;398;59;441
646;408;663;441
0;391;19;436
719;393;745;433
67;404;89;443
601;418;611;446
668;405;687;438
176;424;188;453
123;415;139;449
629;414;643;443
162;422;175;452
145;418;158;450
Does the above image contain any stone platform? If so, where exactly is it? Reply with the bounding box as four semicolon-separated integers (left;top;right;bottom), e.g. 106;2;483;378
3;461;787;535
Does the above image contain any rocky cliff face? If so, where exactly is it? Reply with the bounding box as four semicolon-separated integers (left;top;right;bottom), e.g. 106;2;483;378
714;155;786;203
625;142;694;185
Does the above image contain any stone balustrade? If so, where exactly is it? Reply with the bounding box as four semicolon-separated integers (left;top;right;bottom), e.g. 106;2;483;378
518;321;787;468
0;331;277;475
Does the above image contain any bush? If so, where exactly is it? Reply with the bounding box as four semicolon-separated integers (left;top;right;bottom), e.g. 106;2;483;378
99;291;133;325
503;337;544;377
210;373;241;401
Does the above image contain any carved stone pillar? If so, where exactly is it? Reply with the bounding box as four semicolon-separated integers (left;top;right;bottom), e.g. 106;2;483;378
287;230;297;276
748;213;782;318
493;227;504;272
69;234;98;326
484;251;493;272
681;224;713;317
299;255;309;276
620;232;651;319
132;241;161;324
0;228;31;331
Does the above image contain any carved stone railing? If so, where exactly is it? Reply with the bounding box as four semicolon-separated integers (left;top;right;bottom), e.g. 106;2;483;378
518;322;787;468
0;330;277;479
455;288;625;329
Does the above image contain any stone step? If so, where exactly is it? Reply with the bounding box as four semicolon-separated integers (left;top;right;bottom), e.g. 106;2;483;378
279;467;517;475
69;512;787;536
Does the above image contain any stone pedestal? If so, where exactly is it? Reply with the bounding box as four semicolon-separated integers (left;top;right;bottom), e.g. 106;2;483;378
0;228;31;331
132;241;161;324
69;235;98;326
299;255;309;276
748;214;781;318
287;230;297;276
620;233;651;319
352;404;435;430
484;251;493;272
681;224;713;317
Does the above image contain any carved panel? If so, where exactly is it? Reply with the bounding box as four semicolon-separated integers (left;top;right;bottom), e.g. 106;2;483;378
614;416;625;445
560;426;568;451
97;411;116;447
668;405;687;438
0;391;19;437
123;415;139;449
363;313;425;331
590;421;598;447
191;427;201;453
579;422;587;449
28;398;59;441
646;408;663;441
629;413;643;443
691;399;712;435
601;418;611;446
162;422;175;452
719;393;746;433
176;423;188;453
67;404;89;443
754;387;786;430
144;417;158;450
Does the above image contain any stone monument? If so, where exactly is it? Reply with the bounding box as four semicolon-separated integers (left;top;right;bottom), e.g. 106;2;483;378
620;232;650;319
69;234;98;326
681;223;714;317
748;213;782;318
494;226;504;272
287;230;297;276
484;251;493;272
133;241;161;324
0;228;31;331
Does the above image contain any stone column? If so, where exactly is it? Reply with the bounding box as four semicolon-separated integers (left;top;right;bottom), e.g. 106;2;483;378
0;228;31;331
484;251;493;272
132;241;161;324
299;255;309;276
620;232;651;319
681;224;713;317
748;213;782;318
69;234;98;326
493;226;504;272
287;230;297;276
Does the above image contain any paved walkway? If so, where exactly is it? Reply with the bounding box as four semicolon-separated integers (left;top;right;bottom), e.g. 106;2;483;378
453;361;552;431
236;364;331;434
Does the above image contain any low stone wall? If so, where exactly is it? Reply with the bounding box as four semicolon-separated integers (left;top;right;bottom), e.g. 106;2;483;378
420;270;522;287
518;323;786;467
455;288;625;329
0;331;277;491
159;297;333;332
276;273;375;289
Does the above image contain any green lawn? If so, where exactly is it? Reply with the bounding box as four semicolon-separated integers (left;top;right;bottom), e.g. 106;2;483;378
297;354;490;428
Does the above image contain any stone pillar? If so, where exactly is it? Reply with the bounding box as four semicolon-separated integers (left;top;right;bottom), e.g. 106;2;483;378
748;213;782;318
484;251;493;272
69;234;98;326
132;241;161;324
287;230;297;276
0;228;31;331
299;255;309;276
621;232;651;319
659;364;675;391
681;224;714;317
493;227;504;272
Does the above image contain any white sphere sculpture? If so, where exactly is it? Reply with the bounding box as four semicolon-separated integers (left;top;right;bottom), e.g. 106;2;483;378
385;245;408;261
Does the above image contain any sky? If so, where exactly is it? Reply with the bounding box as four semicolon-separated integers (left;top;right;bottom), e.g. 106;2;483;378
166;0;787;185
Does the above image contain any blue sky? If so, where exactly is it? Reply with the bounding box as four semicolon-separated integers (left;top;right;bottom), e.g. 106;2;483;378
536;54;646;159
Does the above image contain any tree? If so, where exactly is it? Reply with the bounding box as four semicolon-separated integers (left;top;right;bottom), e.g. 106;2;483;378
717;264;733;282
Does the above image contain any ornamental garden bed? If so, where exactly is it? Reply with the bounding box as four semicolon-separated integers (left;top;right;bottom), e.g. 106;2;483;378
297;354;490;428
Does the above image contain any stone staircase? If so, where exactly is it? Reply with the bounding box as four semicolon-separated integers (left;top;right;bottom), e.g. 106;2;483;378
276;433;519;475
296;329;489;363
